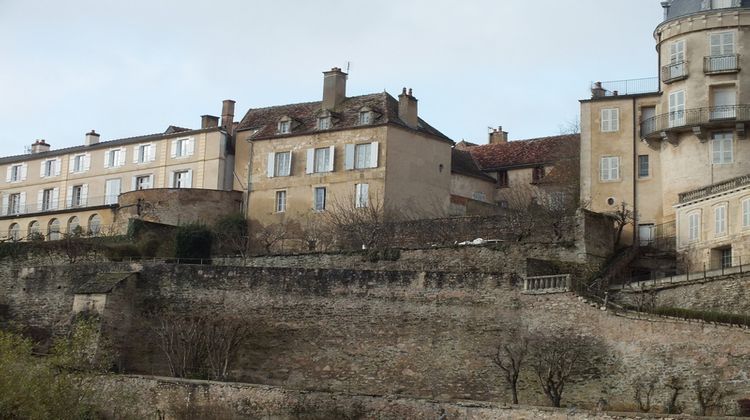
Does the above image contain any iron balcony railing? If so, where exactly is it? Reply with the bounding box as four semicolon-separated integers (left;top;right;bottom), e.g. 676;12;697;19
704;54;740;74
702;0;741;10
591;77;659;98
1;195;117;217
679;174;750;203
661;61;689;83
640;104;750;138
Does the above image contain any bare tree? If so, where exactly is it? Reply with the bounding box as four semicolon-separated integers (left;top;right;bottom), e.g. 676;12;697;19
694;377;726;416
251;219;293;254
299;212;334;252
558;115;581;135
633;378;656;412
664;375;685;414
323;193;397;250
609;202;635;246
491;327;529;404
527;329;609;407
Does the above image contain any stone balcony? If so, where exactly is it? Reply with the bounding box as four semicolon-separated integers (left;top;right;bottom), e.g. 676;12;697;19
679;173;750;203
640;104;750;144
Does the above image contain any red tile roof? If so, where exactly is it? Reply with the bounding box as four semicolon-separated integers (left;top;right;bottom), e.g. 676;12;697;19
467;134;580;170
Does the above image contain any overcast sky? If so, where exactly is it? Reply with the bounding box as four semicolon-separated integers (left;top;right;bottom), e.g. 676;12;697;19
0;0;662;155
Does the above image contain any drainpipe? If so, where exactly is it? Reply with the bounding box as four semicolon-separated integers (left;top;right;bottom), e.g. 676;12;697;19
633;97;639;248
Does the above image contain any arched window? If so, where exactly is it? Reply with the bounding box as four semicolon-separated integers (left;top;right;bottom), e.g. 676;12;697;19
48;219;61;241
28;221;41;240
8;223;20;241
68;216;81;235
88;214;102;236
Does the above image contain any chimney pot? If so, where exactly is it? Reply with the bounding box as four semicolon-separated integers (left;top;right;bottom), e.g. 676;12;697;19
398;87;419;128
489;127;509;145
202;114;220;129
85;130;100;146
322;67;347;110
31;139;51;154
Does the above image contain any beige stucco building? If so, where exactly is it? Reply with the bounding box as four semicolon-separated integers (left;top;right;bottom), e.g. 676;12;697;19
581;0;750;269
233;68;455;233
0;103;236;241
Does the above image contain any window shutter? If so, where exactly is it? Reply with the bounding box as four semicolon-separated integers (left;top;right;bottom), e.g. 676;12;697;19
612;158;619;179
611;110;619;131
361;183;369;206
118;148;126;166
66;186;73;208
0;195;7;216
168;172;175;188
171;140;178;158
284;153;292;176
267;152;276;178
84;154;91;171
37;190;44;211
187;138;195;156
81;184;89;206
104;151;111;169
327;146;335;172
131;176;137;191
52;188;59;210
5;167;11;183
69;156;76;173
369;142;379;168
186;170;193;188
306;149;315;174
18;192;26;213
40;161;46;178
54;158;62;176
133;146;140;163
149;175;154;188
345;144;355;170
600;158;609;180
149;144;157;161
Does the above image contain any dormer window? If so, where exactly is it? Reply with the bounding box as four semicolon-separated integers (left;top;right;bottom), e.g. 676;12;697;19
317;116;331;130
359;111;372;125
278;117;292;134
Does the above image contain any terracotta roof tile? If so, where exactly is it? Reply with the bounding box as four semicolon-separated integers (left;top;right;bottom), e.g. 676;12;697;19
468;134;580;170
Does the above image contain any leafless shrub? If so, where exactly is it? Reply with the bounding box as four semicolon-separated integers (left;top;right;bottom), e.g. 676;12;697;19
609;202;635;246
250;219;295;254
664;375;685;414
323;193;397;250
633;378;656;412
491;326;529;404
694;377;726;416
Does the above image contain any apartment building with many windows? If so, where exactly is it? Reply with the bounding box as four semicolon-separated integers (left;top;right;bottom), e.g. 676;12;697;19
234;68;455;233
581;0;750;269
0;104;236;241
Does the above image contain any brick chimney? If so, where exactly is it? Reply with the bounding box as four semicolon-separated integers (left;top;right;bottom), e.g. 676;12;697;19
591;82;607;99
398;88;419;129
31;139;51;154
201;115;219;129
85;130;100;146
489;127;508;145
322;67;347;110
221;99;235;130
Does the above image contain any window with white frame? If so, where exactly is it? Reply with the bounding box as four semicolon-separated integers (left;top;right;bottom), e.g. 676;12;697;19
600;156;620;181
71;154;89;173
172;138;194;158
41;188;56;211
70;185;86;207
600;108;619;132
710;0;738;10
313;187;326;211
638;155;649;178
136;143;155;164
268;151;292;177
344;142;379;170
715;205;727;236
711;133;733;164
41;159;59;178
172;170;192;188
688;212;701;241
275;190;287;213
134;175;153;190
359;111;372;125
8;164;24;183
743;199;750;228
317;116;331;130
277;120;291;134
104;179;121;205
312;147;332;173
669;90;686;127
355;143;371;169
105;148;125;168
355;183;369;208
710;31;735;56
7;193;21;215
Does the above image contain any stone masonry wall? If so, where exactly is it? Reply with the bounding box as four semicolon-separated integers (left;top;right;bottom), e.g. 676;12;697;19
2;260;750;414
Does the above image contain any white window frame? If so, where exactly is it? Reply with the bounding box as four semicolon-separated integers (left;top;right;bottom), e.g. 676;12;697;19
317;116;331;130
135;143;156;164
42;159;54;178
104;179;121;205
637;155;649;178
69;184;87;208
105;148;125;169
600;108;619;132
688;212;701;242
359;111;372;125
171;170;192;189
711;133;733;164
268;151;292;178
710;31;735;56
171;138;194;159
275;190;287;213
313;187;326;211
743;198;750;228
134;174;153;190
309;147;334;174
669;90;686;127
7;193;21;215
599;156;620;181
355;183;369;208
70;153;90;173
278;120;291;134
715;205;728;236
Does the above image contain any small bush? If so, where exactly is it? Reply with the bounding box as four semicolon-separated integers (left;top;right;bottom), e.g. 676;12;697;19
175;224;213;261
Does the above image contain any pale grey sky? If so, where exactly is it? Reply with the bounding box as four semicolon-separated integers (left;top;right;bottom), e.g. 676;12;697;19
0;0;662;155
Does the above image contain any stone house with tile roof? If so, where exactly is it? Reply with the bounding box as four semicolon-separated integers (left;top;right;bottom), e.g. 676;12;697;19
233;68;456;235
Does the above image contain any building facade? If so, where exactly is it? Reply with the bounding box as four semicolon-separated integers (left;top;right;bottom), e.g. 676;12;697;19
0;104;236;241
233;68;455;235
581;0;750;268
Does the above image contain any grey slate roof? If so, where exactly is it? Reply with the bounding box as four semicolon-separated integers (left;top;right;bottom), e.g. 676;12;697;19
664;0;750;22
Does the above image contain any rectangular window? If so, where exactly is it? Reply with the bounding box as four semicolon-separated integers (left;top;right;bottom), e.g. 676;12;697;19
71;185;84;207
73;154;85;172
275;190;286;213
743;199;750;228
172;138;193;158
689;213;701;241
600;108;619;132
715;205;727;236
600;157;620;181
532;166;545;183
313;148;331;173
711;87;736;119
721;248;733;269
638;155;649;178
106;149;122;168
712;133;733;164
136;144;154;164
497;170;509;188
355;143;371;169
711;0;738;9
42;188;54;211
669;90;686;127
359;111;371;125
355;183;369;208
135;175;152;190
9;165;22;182
274;151;291;177
42;160;54;177
172;170;191;188
317;117;331;130
313;187;326;211
104;179;121;205
640;106;656;135
278;120;291;134
7;193;21;215
710;31;735;56
472;192;487;202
